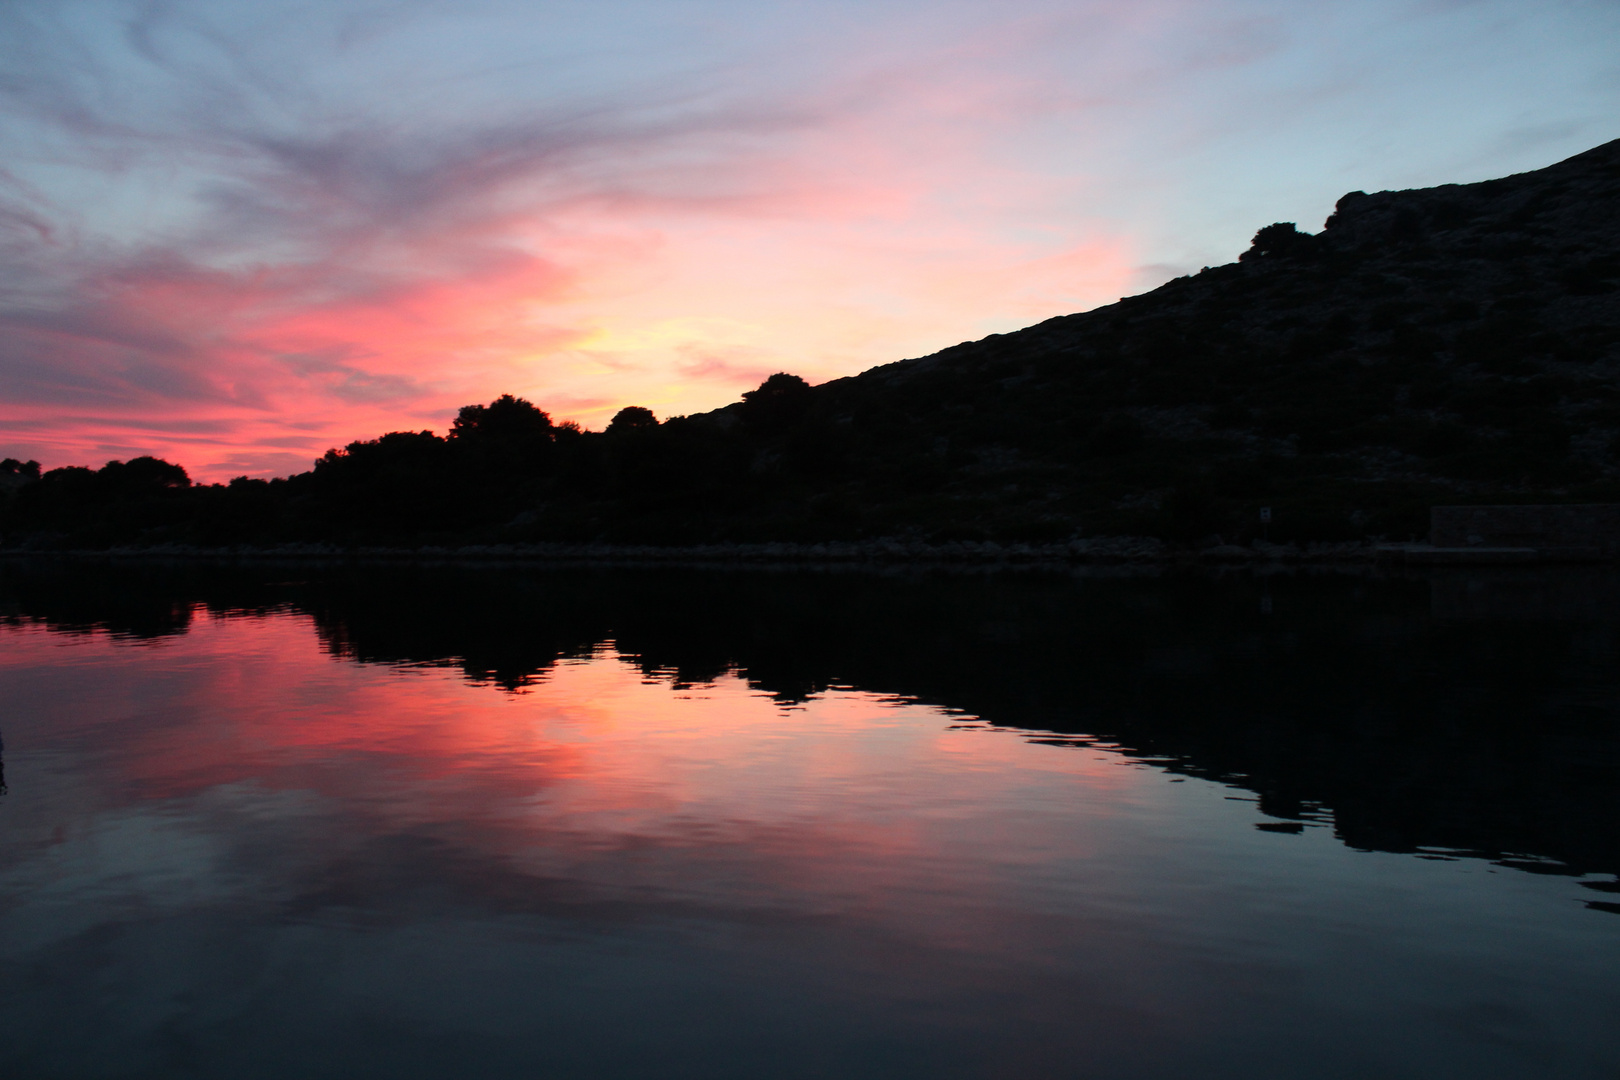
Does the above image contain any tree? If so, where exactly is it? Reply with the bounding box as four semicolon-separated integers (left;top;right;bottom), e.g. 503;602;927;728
742;373;811;407
309;431;458;535
449;394;558;482
450;395;554;449
98;456;191;493
1240;222;1316;261
741;373;813;429
607;406;658;433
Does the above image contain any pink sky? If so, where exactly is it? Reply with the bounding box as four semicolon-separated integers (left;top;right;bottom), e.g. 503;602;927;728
2;0;1617;480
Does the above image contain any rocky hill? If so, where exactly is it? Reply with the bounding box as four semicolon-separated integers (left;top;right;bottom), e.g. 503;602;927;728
4;139;1619;549
763;137;1620;543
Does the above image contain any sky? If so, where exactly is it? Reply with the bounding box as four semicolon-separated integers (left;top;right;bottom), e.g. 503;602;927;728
1;0;1617;480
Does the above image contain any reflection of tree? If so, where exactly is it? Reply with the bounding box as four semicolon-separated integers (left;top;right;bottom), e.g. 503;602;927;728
4;561;1620;891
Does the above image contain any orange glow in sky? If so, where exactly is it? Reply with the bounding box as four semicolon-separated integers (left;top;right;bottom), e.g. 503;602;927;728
2;0;1616;479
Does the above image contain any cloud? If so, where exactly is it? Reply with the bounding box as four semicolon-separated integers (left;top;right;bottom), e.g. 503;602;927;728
674;344;783;388
0;0;1615;477
0;2;1134;474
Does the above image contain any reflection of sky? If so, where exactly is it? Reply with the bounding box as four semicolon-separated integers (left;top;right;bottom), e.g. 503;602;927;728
1;1;1618;478
1;613;1618;1077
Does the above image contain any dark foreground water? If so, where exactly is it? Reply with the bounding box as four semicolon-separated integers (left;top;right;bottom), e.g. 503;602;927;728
1;562;1617;1079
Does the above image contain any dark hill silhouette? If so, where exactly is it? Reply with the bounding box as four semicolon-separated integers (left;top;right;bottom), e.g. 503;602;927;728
3;139;1619;549
790;137;1620;543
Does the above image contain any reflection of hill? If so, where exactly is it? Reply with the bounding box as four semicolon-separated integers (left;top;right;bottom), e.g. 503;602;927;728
3;560;1617;890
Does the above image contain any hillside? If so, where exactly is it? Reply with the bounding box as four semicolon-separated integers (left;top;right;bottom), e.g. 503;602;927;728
755;136;1620;543
4;138;1620;549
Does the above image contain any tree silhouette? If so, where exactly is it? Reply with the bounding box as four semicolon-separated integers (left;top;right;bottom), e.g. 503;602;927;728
743;373;811;407
450;394;553;444
310;432;458;535
449;394;557;483
98;456;191;493
607;406;658;433
1240;222;1316;261
741;373;813;429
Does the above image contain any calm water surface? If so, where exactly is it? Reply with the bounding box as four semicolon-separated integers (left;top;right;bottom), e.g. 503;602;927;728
0;564;1617;1078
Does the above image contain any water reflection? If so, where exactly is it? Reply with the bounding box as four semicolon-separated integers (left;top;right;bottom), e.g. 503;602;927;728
7;561;1619;885
0;561;1617;1078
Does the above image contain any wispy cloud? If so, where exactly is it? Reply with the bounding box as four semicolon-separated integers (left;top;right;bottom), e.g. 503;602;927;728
0;0;1615;477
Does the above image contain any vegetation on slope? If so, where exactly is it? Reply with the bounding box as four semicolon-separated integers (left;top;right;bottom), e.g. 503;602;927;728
3;138;1619;549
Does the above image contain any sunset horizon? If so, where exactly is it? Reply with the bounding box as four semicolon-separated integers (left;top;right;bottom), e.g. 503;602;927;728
4;0;1618;481
5;7;1620;1070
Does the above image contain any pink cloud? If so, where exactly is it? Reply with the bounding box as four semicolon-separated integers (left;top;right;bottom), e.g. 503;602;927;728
0;1;1165;478
7;0;1617;476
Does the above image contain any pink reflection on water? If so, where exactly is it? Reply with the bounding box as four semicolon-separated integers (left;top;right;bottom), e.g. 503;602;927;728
3;607;1617;1078
0;610;1156;926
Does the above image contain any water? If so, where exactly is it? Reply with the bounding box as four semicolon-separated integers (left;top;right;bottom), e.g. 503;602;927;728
0;562;1617;1079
